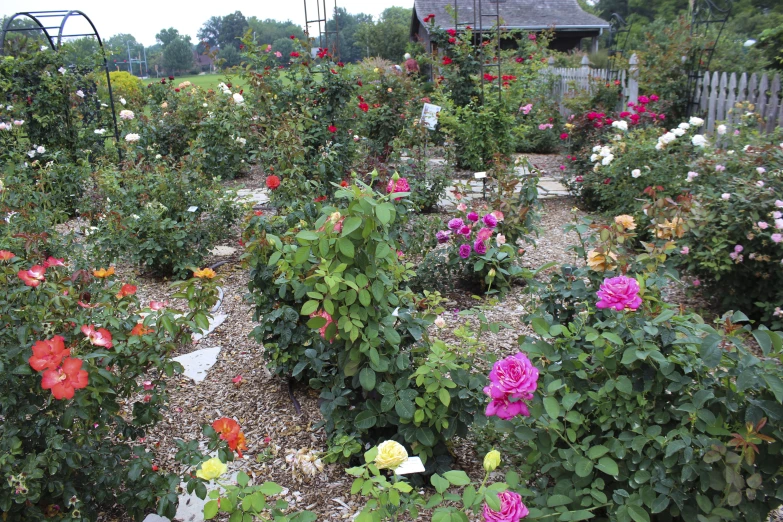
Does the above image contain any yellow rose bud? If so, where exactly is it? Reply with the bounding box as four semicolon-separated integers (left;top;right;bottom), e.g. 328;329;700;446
483;450;501;472
196;457;227;481
375;440;408;470
488;268;496;278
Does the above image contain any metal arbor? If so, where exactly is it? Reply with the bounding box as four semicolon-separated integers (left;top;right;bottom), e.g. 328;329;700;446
606;13;633;82
0;10;121;147
685;0;732;117
452;0;502;104
303;0;340;59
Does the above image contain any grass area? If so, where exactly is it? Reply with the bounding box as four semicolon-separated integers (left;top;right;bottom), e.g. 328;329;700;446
142;73;244;91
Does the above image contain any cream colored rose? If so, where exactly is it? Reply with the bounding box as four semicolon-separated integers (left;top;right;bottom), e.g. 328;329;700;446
196;457;227;481
375;441;408;470
614;215;636;230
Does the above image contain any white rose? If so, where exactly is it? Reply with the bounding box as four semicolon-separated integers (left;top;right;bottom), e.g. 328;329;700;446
601;154;614;166
717;124;727;135
678;122;690;130
691;134;708;147
672;128;686;137
233;93;244;105
94;128;106;135
590;154;599;162
611;120;628;131
689;116;704;127
36;146;45;154
592;145;601;152
125;133;140;142
631;169;642;178
120;97;126;105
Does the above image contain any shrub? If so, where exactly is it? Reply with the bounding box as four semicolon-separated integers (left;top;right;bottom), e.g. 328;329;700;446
0;232;220;520
105;71;144;110
85;164;241;279
244;178;487;468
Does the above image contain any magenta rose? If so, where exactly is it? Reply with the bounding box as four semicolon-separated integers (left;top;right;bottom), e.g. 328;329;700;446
474;239;488;255
483;213;498;228
467;211;479;222
436;230;451;243
386;177;410;193
595;275;642;311
485;352;538;400
448;218;464;231
483;491;529;522
459;225;472;237
485;397;530;419
459;244;472;259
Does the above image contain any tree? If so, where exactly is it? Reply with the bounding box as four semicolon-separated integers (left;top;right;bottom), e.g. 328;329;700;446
353;7;412;62
162;36;193;74
155;28;180;48
217;45;241;68
218;11;249;50
198;16;222;49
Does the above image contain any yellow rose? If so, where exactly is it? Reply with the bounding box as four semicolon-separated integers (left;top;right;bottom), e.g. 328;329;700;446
614;214;636;230
483;450;501;472
196;457;227;481
587;250;617;272
375;440;408;470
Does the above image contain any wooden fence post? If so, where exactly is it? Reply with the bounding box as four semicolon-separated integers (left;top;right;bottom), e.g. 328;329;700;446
628;53;639;106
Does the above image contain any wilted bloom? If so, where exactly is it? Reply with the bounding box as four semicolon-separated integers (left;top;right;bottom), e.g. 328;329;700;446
434;316;446;328
491;210;504;222
482;491;529;522
596;275;642;311
232;375;243;387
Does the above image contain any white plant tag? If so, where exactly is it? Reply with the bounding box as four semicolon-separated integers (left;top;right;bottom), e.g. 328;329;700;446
395;457;425;475
474;172;487;179
187;206;198;212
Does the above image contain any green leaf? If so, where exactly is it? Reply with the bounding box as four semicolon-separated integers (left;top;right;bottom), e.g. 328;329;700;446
443;470;471;486
485;491;501;511
236;471;250;487
376;203;393;224
204;500;219;519
301;300;319;316
650;495;670;514
627;505;650;522
258;481;283;495
543;396;561;419
296;231;319;242
532;318;552;338
341;217;362;236
395;399;415;419
338;238;355;257
587;445;609;459
438;388;451;407
354;410;377;430
575;457;594;478
359;368;376;391
596;457;619;476
546;494;573;507
431;474;450;493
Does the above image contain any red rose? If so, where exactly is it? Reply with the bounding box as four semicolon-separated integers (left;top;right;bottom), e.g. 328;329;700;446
168;76;174;80
337;61;344;67
340;180;349;187
603;178;611;185
175;88;180;92
290;51;300;58
447;29;457;37
449;37;456;44
328;125;337;133
265;175;281;190
442;56;453;65
559;133;569;140
515;56;524;63
290;35;296;39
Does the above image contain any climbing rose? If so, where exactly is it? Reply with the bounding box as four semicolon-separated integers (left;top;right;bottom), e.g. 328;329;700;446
459;244;471;259
482;491;529;522
29;335;69;371
442;56;452;65
482;214;498;228
18;265;45;287
266;175;281;190
595;275;642;311
41;357;89;400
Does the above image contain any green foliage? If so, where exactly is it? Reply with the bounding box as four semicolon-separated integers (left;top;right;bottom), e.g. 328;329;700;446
162;37;194;74
0;231;220;520
203;472;316;522
105;71;144;110
85;164;241;279
245;180;487;466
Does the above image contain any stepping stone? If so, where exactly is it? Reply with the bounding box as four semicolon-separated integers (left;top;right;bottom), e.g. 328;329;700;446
192;313;228;341
236;188;269;206
142;472;239;522
209;246;237;257
173;347;222;382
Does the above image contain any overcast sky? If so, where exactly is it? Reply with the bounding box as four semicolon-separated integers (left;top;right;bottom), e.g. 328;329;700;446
1;0;412;47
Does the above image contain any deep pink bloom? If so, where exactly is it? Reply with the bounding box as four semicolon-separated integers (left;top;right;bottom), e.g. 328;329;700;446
482;491;529;522
482;214;498;228
387;177;410;194
458;225;472;237
467;211;479;222
448;218;464;231
485;397;530;419
474;239;487;255
436;230;451;243
458;244;471;259
477;228;493;241
650;94;659;102
485;353;538;402
595;275;642;311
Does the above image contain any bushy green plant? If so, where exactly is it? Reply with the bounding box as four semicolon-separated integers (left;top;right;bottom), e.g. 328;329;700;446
244;178;487;467
85;163;241;278
104;71;144;110
0;232;220;520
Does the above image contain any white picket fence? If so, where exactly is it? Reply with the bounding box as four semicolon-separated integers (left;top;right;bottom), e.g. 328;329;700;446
543;54;783;134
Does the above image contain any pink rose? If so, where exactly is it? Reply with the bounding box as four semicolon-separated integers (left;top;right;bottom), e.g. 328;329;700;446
477;228;493;242
483;352;538;418
595;275;642;311
483;491;529;522
496;234;506;246
491;210;504;222
457;203;467;212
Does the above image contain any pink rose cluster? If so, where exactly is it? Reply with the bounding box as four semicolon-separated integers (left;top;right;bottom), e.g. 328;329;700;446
483;491;529;522
595;275;642;311
442;210;504;259
616;94;665;126
387;177;410;201
484;352;539;420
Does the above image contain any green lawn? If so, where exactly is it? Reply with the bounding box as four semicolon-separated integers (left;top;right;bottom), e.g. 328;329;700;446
143;73;244;91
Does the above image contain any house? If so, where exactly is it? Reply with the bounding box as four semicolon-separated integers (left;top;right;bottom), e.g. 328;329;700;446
410;0;610;52
193;50;215;73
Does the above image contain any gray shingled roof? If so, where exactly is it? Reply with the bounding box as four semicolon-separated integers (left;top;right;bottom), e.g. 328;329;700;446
413;0;610;30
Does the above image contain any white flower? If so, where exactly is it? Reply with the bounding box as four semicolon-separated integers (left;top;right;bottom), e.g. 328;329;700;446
686;171;699;182
592;145;602;152
232;93;244;105
131;214;140;220
689;116;704;127
36;146;45;154
203;103;208;107
590;154;599;162
94;128;106;135
601;154;614;166
743;145;751;152
655;142;664;150
125;133;140;142
155;154;162;159
235;136;247;146
721;193;731;200
27;150;36;158
599;146;612;157
757;167;766;174
658;132;677;148
76;90;85;98
691;134;708;147
120;97;126;105
678;122;690;130
757;181;765;188
727;150;735;155
119;110;134;120
40;45;48;51
611;120;628;131
353;135;359;142
612;134;622;141
672;128;686;137
58;67;66;74
13;120;23;126
100;103;108;107
717;124;727;135
631;169;642;178
0;123;9;131
434;316;446;328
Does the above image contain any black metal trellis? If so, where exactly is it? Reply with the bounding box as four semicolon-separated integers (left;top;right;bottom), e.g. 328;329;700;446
685;0;732;118
606;13;632;82
452;0;502;104
303;0;340;60
0;10;121;150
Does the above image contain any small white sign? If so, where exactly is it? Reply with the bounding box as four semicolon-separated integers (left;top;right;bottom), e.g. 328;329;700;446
474;171;487;179
187;206;198;212
420;103;442;130
395;456;425;475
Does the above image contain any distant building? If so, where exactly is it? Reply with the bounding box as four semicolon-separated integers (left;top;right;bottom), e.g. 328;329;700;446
193;50;215;73
411;0;610;52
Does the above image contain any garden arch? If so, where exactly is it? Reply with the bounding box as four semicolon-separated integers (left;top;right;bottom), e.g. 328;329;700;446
0;10;121;147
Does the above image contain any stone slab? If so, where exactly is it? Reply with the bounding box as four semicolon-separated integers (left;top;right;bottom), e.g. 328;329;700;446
173;347;222;383
236;188;269;206
192;313;228;341
209;246;237;257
